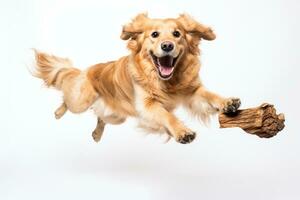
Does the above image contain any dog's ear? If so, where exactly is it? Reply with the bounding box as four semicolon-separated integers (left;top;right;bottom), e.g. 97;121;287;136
120;13;148;40
177;14;216;41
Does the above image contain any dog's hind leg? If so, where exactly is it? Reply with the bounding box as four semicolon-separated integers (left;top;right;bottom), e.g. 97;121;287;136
92;117;106;142
55;102;68;119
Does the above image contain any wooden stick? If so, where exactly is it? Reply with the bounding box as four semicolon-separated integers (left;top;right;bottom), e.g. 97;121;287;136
218;103;285;138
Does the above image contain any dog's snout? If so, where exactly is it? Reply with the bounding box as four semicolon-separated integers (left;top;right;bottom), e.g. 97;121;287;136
161;41;174;52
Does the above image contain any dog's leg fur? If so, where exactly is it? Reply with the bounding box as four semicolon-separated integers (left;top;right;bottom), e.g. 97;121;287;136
140;100;196;144
55;102;68;119
134;84;195;144
92;118;106;142
185;86;241;122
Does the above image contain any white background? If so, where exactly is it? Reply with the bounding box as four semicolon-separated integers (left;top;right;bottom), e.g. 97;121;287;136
1;0;299;199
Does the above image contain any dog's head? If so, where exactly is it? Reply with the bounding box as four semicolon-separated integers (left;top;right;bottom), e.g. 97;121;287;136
121;13;215;80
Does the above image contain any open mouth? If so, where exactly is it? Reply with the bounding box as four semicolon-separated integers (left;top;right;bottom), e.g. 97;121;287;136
150;51;179;80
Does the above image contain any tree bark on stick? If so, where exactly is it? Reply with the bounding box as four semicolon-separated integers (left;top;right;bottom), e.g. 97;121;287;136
218;103;285;138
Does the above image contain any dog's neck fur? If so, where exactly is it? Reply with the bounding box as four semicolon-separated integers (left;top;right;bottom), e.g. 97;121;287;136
128;51;201;98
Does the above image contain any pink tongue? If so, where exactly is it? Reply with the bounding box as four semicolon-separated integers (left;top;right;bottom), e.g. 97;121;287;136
159;66;173;76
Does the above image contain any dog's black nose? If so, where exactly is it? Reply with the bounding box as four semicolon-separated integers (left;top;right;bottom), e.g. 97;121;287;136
161;41;174;52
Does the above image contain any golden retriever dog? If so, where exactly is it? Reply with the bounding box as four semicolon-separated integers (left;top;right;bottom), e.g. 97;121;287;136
33;13;240;144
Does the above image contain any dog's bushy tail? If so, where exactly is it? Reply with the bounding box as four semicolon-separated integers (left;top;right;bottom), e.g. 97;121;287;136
32;50;80;90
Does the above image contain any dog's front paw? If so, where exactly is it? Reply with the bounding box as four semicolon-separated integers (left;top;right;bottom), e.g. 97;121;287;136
222;98;241;114
176;131;196;144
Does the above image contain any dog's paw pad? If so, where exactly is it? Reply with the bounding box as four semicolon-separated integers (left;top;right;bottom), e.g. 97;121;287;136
223;98;241;114
177;132;196;144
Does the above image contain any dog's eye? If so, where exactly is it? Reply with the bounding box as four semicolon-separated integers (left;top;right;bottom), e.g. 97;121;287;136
151;31;159;38
173;31;181;38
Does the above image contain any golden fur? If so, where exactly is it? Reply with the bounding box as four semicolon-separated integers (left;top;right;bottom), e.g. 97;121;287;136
33;13;240;144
